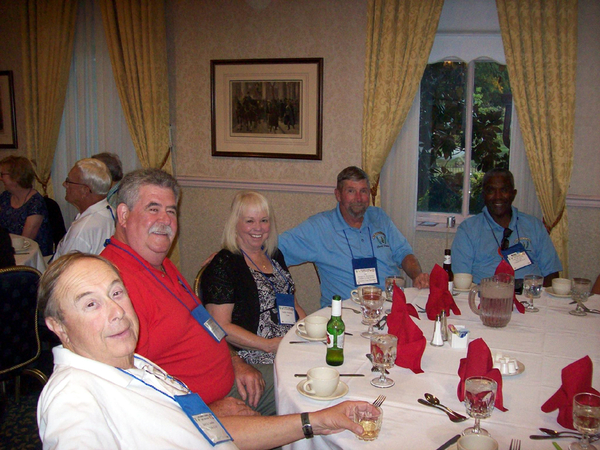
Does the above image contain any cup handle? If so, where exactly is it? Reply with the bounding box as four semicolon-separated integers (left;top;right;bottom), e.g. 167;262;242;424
297;322;306;333
468;285;481;316
304;381;315;394
350;289;358;301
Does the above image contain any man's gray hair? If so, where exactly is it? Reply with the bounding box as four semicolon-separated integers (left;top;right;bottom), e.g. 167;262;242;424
482;167;515;190
75;158;112;195
92;152;123;182
117;168;181;210
38;252;121;322
336;166;370;191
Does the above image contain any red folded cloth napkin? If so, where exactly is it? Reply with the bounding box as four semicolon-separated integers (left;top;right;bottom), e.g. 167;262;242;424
426;264;461;321
457;338;507;411
494;260;525;314
541;356;600;429
386;284;426;374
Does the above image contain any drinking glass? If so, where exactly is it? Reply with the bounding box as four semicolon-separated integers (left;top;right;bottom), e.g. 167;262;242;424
570;278;593;317
523;274;543;313
570;393;600;450
463;376;497;436
385;276;405;298
370;334;397;388
360;286;385;338
354;405;383;441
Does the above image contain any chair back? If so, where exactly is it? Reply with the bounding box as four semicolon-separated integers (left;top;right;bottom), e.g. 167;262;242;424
0;266;42;375
193;264;208;303
43;196;67;249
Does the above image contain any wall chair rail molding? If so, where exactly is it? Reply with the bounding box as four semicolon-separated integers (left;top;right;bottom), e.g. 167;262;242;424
177;175;334;195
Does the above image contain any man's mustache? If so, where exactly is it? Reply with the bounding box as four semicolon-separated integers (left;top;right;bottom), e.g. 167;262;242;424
149;224;174;237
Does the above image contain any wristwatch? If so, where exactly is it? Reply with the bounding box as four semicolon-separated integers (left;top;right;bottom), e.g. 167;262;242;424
301;412;314;439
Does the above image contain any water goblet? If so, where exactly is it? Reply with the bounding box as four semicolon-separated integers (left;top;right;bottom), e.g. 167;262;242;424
370;334;397;388
463;376;497;436
570;278;592;317
570;393;600;450
385;276;405;299
523;274;543;312
360;286;384;338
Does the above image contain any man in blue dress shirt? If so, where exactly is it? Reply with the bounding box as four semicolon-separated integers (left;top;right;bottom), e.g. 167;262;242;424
451;168;561;286
279;166;429;307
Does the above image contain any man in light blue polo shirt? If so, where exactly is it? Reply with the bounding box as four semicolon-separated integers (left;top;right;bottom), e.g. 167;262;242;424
279;166;430;307
451;168;561;285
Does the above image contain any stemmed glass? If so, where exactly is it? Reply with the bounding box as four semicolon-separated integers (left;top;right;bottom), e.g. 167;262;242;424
370;334;397;388
523;274;543;312
359;286;385;338
463;376;497;436
570;278;592;317
570;393;600;450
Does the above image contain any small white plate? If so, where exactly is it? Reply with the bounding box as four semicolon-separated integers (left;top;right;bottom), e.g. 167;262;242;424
545;287;571;298
296;379;349;401
14;241;32;254
453;283;476;293
295;324;326;342
502;360;525;377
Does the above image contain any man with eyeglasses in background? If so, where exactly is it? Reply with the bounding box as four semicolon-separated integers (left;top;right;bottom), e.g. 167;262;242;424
451;168;561;286
53;158;114;259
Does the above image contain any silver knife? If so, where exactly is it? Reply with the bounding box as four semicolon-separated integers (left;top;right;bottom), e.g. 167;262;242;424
435;434;460;450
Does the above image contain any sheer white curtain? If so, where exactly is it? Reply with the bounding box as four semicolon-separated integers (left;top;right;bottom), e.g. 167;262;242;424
52;0;140;227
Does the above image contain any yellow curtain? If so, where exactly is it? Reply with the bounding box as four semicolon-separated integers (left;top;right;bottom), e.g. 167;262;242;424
100;0;179;265
496;0;577;275
21;0;78;196
361;0;444;204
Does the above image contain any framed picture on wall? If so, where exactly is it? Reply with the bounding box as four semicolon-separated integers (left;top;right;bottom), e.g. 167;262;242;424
0;71;18;149
211;58;323;160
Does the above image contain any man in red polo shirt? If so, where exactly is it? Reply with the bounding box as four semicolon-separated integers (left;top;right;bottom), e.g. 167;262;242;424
101;168;271;416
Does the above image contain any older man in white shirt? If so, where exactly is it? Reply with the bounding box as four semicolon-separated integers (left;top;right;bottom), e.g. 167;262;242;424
53;158;114;259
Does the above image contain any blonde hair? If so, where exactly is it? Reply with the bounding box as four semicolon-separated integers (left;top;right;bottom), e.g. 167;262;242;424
222;191;278;256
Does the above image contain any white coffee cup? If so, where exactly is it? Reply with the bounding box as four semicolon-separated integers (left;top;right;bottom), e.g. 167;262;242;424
457;434;498;450
552;277;572;295
297;315;328;339
11;236;25;251
304;366;339;397
454;273;473;290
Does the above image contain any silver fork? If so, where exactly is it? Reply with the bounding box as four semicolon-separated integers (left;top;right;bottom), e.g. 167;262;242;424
510;438;521;450
342;307;361;314
372;395;386;407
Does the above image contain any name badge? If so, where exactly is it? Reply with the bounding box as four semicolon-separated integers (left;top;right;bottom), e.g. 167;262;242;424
191;305;227;342
276;293;296;325
174;393;232;446
352;257;379;286
501;242;533;271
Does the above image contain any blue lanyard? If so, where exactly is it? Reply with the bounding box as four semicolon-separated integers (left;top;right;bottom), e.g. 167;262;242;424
107;240;201;313
240;249;292;295
343;226;375;259
484;214;521;248
116;355;190;401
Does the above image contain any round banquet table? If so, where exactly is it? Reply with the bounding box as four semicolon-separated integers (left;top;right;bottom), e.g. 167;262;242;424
274;288;600;449
11;233;47;273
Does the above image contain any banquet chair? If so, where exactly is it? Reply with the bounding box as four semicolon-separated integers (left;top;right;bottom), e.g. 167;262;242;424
0;266;48;403
44;195;67;251
193;264;208;302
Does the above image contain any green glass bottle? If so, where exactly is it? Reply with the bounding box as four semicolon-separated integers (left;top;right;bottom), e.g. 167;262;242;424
326;295;345;366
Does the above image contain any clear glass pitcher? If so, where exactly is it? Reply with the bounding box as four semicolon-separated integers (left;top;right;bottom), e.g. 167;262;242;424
468;273;514;327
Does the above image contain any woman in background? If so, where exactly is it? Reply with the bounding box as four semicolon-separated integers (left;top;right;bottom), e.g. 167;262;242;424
0;156;52;256
201;191;306;365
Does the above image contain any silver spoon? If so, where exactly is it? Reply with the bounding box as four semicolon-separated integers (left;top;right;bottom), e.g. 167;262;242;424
539;428;582;437
417;399;467;422
424;393;468;421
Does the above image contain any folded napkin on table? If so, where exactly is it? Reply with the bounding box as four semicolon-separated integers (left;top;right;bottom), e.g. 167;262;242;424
386;284;426;374
494;260;525;314
426;264;461;321
457;338;507;411
541;355;600;429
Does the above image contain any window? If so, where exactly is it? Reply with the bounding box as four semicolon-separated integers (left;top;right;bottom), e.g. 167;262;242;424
416;60;512;224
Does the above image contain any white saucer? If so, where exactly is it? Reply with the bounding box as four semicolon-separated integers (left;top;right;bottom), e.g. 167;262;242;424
295;326;326;342
545;287;571;298
502;360;525;377
14;241;31;254
296;379;349;400
453;283;476;293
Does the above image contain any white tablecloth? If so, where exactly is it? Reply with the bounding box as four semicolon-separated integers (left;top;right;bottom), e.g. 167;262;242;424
274;288;600;449
11;234;47;273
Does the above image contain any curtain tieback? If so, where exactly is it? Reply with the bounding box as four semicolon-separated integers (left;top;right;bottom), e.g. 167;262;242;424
543;206;565;234
370;176;380;205
158;147;172;170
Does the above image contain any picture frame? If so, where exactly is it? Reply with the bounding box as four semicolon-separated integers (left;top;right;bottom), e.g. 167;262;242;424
211;58;323;160
0;71;18;149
